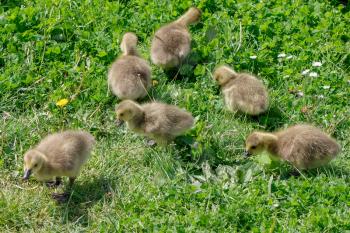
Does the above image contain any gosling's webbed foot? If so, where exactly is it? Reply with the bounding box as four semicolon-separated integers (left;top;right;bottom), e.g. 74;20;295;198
46;181;58;188
289;169;301;177
45;177;62;188
51;192;70;203
146;139;157;147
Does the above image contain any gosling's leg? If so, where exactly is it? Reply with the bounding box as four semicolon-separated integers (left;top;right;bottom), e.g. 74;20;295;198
45;177;62;188
55;177;62;186
289;169;301;177
68;177;76;188
146;139;157;147
51;177;76;203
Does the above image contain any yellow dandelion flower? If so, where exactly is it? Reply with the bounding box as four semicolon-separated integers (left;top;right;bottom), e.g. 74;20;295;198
56;98;69;107
152;80;159;86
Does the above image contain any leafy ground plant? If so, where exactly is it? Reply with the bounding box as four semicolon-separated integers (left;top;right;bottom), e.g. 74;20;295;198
0;0;349;232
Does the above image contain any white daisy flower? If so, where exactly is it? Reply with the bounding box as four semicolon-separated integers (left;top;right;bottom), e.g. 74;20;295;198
286;55;294;59
278;53;286;58
318;95;325;99
297;91;304;97
312;61;322;67
309;72;318;77
301;69;310;75
323;85;330;89
250;55;257;60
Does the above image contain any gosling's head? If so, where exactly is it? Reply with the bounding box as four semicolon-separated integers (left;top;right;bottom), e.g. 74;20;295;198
213;65;237;86
120;32;138;56
185;7;201;24
23;149;46;180
115;100;143;121
177;7;201;26
244;132;270;157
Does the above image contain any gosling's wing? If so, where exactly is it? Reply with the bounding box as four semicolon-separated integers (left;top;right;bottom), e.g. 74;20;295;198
227;76;268;114
40;131;93;171
165;106;194;134
277;126;339;168
154;24;190;57
143;106;164;134
276;127;305;163
36;133;75;170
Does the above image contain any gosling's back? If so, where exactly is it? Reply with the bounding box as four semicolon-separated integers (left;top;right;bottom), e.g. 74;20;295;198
36;131;95;173
108;55;151;100
275;125;341;169
222;73;269;115
142;102;194;136
151;23;191;69
151;7;200;69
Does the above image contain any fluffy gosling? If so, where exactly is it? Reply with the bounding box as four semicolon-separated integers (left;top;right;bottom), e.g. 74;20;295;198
213;65;269;115
23;130;95;199
108;32;151;100
115;100;194;145
245;124;341;170
151;7;201;69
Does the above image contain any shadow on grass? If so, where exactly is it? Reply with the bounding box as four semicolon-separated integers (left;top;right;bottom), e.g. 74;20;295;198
234;105;288;131
162;48;205;83
304;165;350;179
254;106;289;131
162;64;197;83
1;0;24;11
275;163;350;180
57;176;114;226
330;0;349;13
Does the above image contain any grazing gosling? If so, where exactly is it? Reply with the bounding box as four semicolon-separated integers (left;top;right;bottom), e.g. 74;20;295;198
213;65;269;115
245;124;341;170
151;7;201;69
108;32;151;100
115;100;194;145
23;130;95;187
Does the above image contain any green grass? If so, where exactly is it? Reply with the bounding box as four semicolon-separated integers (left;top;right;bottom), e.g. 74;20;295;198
1;0;350;231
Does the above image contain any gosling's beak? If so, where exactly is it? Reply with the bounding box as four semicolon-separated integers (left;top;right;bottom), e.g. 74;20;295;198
243;150;251;157
115;118;124;127
23;169;32;180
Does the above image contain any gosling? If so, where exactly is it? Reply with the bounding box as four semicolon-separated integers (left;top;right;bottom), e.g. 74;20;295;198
151;7;201;69
213;65;269;115
245;124;341;170
115;100;194;145
108;32;151;100
23;130;95;191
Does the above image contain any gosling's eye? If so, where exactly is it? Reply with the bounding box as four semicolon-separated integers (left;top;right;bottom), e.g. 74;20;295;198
33;164;38;168
120;113;124;117
251;146;257;150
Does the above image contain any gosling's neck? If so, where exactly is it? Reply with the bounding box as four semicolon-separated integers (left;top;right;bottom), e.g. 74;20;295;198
217;66;237;87
121;40;139;56
37;163;54;178
33;150;53;177
175;8;200;26
220;77;235;88
260;133;279;156
122;46;139;57
127;110;145;130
